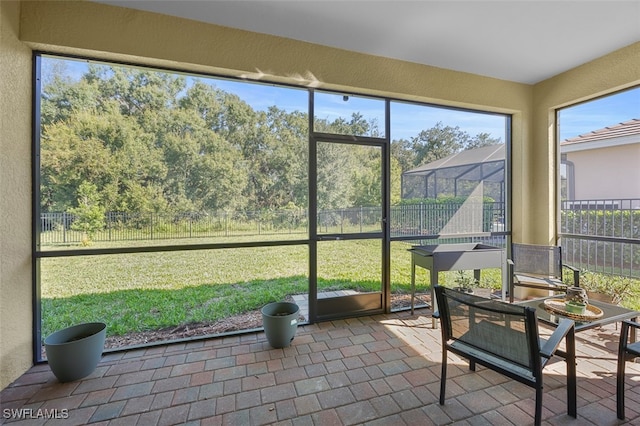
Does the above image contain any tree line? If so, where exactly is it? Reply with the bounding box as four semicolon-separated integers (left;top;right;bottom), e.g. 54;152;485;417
40;62;501;221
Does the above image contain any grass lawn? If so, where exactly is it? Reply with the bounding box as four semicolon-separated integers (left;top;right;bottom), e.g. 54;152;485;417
41;244;309;338
40;238;638;343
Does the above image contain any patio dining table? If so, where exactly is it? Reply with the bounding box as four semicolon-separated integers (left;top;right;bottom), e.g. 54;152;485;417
517;296;638;341
517;295;638;421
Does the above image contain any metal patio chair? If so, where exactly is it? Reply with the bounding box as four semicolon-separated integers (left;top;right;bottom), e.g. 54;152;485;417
508;243;580;302
434;285;577;426
617;320;640;419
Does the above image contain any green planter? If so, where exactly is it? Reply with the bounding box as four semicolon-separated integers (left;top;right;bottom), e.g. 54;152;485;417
565;301;587;315
44;322;106;382
261;302;299;348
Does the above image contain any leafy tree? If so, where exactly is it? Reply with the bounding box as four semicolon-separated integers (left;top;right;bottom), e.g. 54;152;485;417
160;96;247;212
40;60;502;224
41;61;102;127
40;111;116;211
408;121;501;168
350;148;381;207
69;181;105;242
411;122;467;166
390;138;416;172
86;65;185;118
389;156;403;206
250;107;309;210
317;142;354;210
467;132;501;149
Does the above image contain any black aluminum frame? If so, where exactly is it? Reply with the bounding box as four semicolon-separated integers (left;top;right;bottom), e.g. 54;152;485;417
32;51;512;362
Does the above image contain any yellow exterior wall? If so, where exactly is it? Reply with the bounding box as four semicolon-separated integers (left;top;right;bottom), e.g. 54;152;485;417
530;42;640;245
19;1;530;111
0;0;35;390
0;0;637;388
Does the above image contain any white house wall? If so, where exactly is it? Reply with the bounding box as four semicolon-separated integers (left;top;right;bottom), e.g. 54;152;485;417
566;143;640;200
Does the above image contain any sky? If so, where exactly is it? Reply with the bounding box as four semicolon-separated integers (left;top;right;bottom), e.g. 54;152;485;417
558;88;640;140
48;56;639;144
212;77;639;142
207;78;509;142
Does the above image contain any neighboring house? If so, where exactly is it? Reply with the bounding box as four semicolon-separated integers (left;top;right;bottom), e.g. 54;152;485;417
401;119;639;209
561;119;640;208
401;144;505;201
400;144;506;234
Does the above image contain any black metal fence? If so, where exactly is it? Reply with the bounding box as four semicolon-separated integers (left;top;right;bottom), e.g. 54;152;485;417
39;209;310;244
390;202;503;236
317;207;382;234
40;202;505;244
40;199;638;278
560;199;640;278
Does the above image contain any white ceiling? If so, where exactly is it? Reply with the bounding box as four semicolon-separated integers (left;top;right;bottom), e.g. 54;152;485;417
96;1;640;84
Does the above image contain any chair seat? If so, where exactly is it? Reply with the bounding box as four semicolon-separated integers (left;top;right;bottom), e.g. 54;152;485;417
449;339;536;382
627;342;640;358
515;273;565;288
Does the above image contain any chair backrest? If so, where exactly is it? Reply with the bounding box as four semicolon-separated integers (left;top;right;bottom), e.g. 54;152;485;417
435;285;540;372
512;243;562;278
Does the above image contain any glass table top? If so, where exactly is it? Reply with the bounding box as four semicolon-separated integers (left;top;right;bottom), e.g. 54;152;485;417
517;296;639;332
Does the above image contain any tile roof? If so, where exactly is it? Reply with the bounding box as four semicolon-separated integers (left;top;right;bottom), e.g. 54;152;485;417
561;118;640;146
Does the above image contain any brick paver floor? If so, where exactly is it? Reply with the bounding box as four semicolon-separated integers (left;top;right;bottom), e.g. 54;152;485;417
1;309;639;425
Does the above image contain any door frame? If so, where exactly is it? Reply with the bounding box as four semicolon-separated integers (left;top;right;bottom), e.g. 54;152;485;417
308;93;391;322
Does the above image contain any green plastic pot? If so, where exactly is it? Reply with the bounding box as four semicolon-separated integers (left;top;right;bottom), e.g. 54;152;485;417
261;302;299;348
44;322;106;382
565;301;587;315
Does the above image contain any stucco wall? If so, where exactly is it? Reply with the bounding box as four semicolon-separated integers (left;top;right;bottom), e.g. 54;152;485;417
19;1;532;112
531;42;640;244
0;0;34;390
568;144;640;200
1;0;638;389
